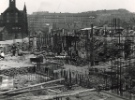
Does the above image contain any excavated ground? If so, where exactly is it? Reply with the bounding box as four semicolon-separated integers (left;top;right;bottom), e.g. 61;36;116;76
0;54;127;100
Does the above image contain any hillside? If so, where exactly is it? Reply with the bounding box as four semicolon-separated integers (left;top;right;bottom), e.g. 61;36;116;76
82;9;135;28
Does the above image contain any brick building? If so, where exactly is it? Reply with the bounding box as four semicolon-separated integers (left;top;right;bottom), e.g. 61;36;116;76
28;11;96;31
0;0;28;41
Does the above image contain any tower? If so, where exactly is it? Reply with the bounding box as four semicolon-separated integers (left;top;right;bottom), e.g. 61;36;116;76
9;0;16;8
23;3;28;37
23;3;27;13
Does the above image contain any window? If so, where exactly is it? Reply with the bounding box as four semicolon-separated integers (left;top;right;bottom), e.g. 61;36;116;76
15;13;18;23
15;13;18;16
7;13;9;16
7;20;9;23
6;13;10;23
1;15;3;20
15;19;18;23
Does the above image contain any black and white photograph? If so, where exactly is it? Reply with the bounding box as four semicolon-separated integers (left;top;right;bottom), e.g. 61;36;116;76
0;0;135;100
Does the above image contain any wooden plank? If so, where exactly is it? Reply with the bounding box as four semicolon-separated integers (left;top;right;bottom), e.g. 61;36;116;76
27;89;96;100
0;78;64;95
45;89;95;99
7;85;65;95
47;89;61;93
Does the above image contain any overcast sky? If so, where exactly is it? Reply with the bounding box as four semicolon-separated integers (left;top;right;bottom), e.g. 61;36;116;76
0;0;135;14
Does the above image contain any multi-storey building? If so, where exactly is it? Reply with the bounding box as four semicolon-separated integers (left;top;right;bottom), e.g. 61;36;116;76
28;11;96;31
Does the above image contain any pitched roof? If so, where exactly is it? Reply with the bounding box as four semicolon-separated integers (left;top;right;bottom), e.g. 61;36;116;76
80;26;100;30
3;7;19;14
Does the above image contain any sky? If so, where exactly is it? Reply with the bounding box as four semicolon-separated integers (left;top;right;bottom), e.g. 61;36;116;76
0;0;135;14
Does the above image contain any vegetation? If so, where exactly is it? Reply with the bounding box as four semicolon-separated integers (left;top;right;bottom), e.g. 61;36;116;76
83;9;135;28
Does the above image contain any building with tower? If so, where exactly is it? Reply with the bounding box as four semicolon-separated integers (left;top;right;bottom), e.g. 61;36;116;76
0;0;28;41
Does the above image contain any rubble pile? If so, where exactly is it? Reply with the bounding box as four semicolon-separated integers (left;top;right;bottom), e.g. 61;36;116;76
0;66;35;76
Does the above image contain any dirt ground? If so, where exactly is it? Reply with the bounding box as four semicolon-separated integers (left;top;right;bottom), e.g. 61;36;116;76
0;54;35;70
2;89;126;100
0;54;126;100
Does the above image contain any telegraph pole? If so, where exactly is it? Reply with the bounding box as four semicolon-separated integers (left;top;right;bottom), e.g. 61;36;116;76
116;18;122;96
28;29;30;52
90;24;94;66
104;26;107;61
86;30;89;70
118;19;122;96
88;24;94;75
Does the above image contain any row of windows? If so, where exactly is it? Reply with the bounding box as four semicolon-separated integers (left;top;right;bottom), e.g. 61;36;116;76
28;18;82;22
7;19;18;23
31;15;90;18
28;16;89;20
6;13;18;16
6;13;18;23
28;17;88;21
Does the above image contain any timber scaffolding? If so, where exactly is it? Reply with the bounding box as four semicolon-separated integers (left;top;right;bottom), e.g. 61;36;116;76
0;60;93;93
0;60;134;100
0;57;107;99
0;63;99;88
0;62;98;100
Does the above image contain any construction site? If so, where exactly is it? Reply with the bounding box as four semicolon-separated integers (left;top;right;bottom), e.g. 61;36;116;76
0;13;134;100
1;0;135;100
0;52;130;100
